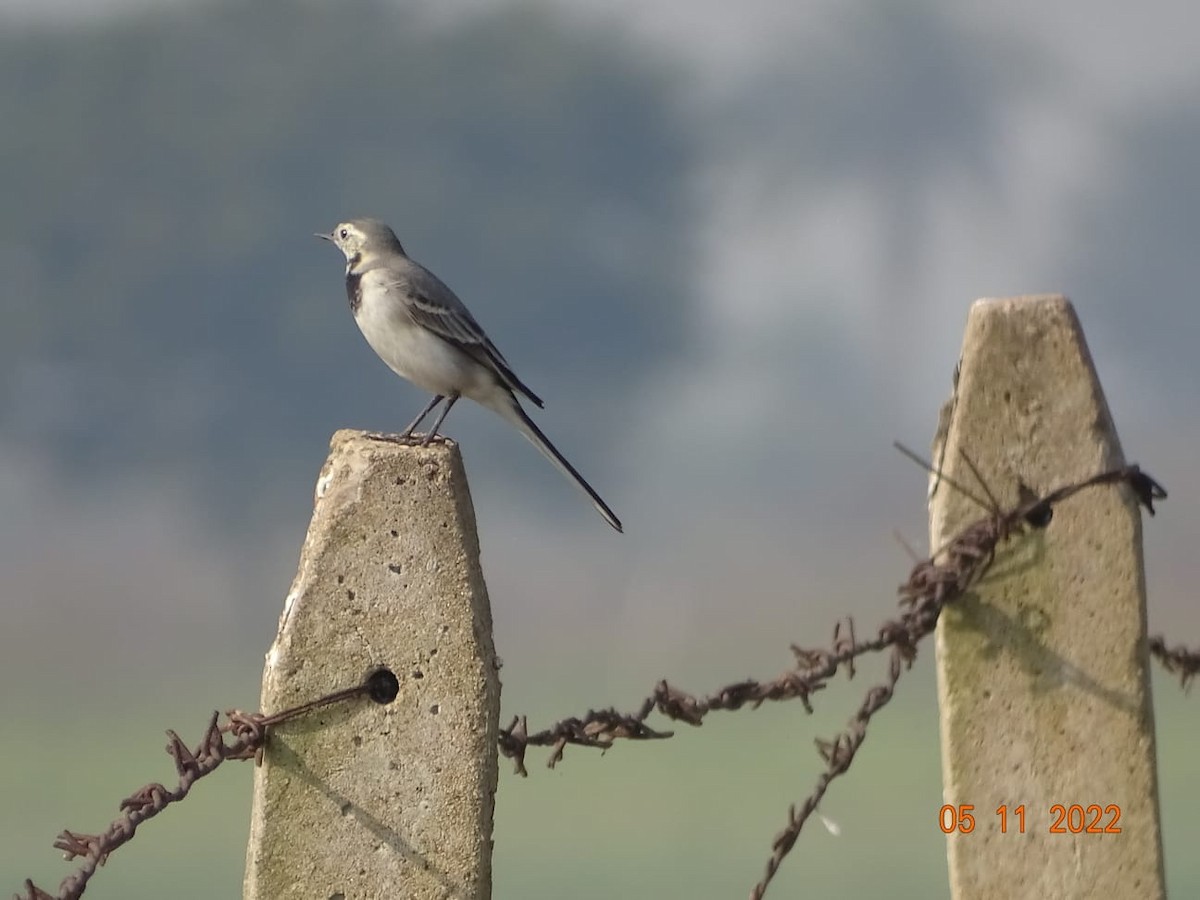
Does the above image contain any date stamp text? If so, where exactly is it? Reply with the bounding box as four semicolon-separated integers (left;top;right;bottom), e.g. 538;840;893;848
939;804;1122;835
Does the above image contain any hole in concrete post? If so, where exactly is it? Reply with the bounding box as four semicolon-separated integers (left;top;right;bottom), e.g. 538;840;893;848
365;667;399;704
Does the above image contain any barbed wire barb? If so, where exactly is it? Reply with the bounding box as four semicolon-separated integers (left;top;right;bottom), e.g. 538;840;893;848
1149;636;1200;690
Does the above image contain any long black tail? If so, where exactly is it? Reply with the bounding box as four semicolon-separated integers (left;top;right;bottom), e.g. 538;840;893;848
495;399;623;533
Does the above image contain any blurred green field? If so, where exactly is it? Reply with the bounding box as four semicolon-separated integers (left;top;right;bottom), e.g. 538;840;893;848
5;666;1196;898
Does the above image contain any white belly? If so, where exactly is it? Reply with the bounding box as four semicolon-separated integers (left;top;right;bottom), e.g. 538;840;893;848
354;289;497;401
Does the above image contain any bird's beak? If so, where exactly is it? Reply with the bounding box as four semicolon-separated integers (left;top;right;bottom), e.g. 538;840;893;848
314;231;333;242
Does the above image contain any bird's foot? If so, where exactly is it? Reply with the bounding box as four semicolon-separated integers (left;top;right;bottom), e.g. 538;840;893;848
365;431;422;445
364;430;450;447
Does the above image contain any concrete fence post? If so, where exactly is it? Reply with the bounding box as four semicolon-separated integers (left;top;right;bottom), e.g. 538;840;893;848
929;296;1165;898
243;429;500;900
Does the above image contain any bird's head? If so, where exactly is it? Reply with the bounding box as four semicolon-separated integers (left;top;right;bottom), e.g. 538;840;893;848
316;218;406;267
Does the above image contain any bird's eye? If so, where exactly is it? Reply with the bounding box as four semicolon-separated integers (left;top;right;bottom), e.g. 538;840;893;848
339;228;349;240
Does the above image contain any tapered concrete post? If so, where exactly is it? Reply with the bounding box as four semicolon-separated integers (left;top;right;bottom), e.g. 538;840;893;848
244;430;500;900
930;296;1164;899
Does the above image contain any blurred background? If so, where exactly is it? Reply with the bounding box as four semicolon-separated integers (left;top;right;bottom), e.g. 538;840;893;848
2;0;1198;896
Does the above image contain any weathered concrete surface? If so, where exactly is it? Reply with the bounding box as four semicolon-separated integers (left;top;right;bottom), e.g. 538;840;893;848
244;430;499;900
931;296;1164;900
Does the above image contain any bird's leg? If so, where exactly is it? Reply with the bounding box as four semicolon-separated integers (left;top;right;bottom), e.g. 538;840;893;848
420;394;460;446
402;394;444;438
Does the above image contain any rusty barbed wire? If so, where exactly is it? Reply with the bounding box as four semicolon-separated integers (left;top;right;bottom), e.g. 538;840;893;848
1149;636;1200;690
499;461;1167;900
15;668;398;900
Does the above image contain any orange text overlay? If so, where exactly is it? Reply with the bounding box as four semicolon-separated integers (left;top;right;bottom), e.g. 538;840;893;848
939;804;1122;835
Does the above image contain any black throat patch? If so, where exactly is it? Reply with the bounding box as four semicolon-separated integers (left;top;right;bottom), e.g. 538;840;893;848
345;269;363;313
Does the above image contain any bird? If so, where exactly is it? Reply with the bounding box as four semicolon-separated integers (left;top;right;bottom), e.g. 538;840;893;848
317;217;623;532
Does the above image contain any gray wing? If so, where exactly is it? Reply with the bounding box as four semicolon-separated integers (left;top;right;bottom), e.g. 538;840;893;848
388;264;544;408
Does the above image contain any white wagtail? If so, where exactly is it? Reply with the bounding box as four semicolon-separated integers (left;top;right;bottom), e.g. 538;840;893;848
317;218;623;532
